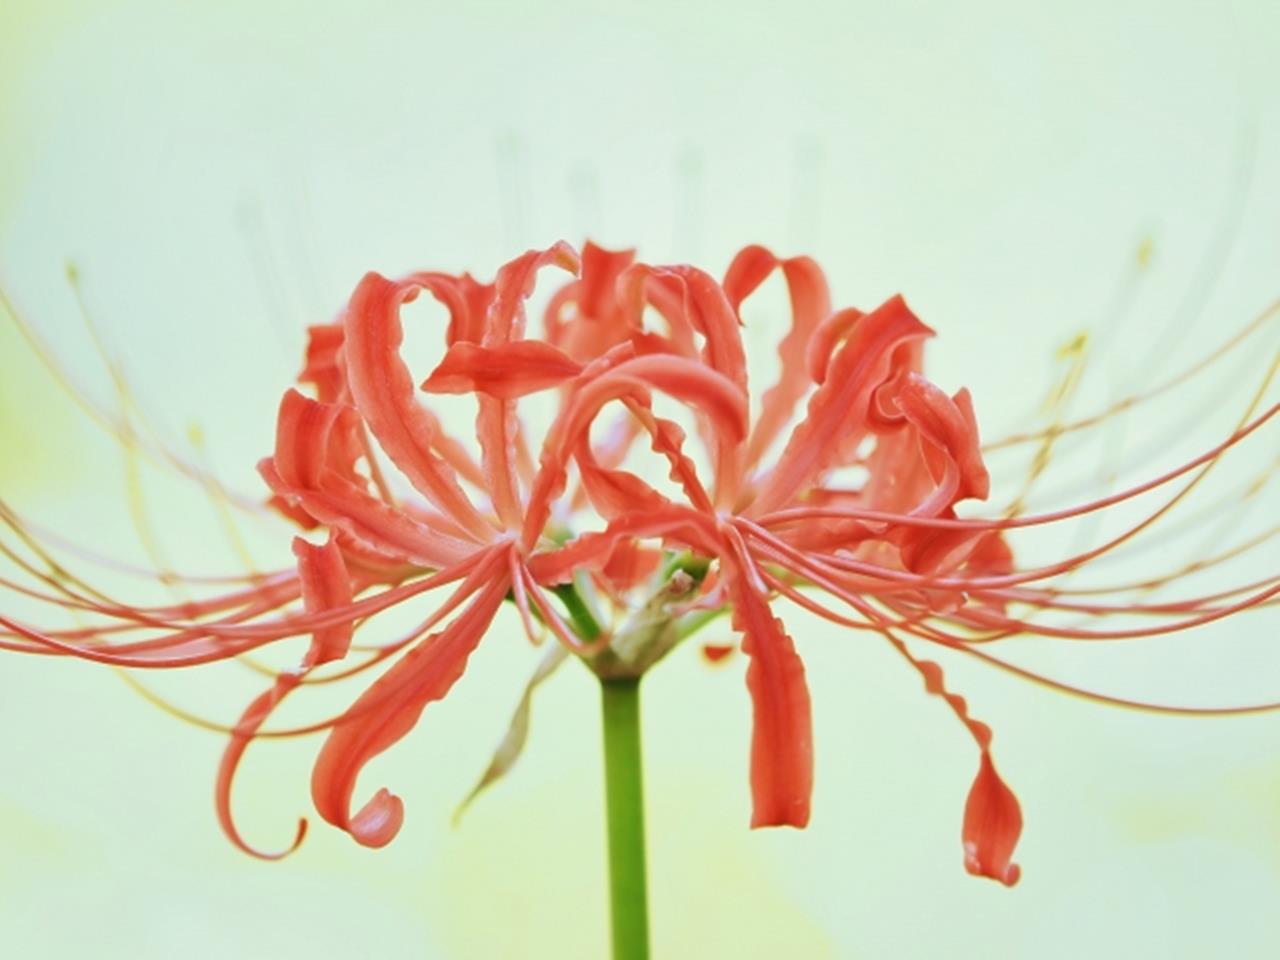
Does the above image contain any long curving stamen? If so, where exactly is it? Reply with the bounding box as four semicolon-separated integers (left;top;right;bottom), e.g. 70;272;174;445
758;404;1277;537
0;278;266;512
984;300;1279;451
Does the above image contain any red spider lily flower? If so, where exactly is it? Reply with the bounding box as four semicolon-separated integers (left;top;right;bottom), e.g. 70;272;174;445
1;239;1276;892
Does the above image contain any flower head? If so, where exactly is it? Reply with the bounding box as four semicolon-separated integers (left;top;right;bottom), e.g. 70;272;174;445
2;240;1276;887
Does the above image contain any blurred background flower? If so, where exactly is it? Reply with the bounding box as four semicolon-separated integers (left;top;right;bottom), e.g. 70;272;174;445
1;1;1278;957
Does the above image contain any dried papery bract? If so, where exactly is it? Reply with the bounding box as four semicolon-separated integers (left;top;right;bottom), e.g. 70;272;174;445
1;240;1276;893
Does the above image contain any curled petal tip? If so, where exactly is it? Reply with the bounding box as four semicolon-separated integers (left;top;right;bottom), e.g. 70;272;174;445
349;787;405;848
962;753;1023;887
550;240;582;275
222;814;308;863
246;818;309;862
964;844;1021;887
278;818;310;859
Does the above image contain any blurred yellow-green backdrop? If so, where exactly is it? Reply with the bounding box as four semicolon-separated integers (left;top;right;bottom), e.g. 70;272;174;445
2;1;1279;957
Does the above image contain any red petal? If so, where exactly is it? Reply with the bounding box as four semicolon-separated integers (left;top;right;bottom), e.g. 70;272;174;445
622;404;715;513
524;530;622;585
344;272;493;541
967;531;1014;577
397;270;493;347
259;461;473;570
723;531;813;828
309;577;507;847
268;493;320;530
347;788;405;848
421;340;582;399
573;395;714;521
432;271;494;346
599;540;664;592
893;376;990;503
215;673;308;860
700;642;735;664
963;753;1023;886
579;241;636;322
617;263;749;501
525;506;722;585
897;645;1023;886
724;246;832;469
477;244;581;530
522;355;746;548
419;406;486;489
543;242;643;361
299;323;347;402
805;307;863;384
721;245;780;309
214;535;353;861
293;535;355;667
618;264;747;393
950;388;990;500
567;355;748;449
753;296;933;515
271;388;349;491
576;452;673;521
486;242;581;345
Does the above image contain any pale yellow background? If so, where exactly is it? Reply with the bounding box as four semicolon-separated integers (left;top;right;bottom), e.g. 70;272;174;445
2;1;1279;957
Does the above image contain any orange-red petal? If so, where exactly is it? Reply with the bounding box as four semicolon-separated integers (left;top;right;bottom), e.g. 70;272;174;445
421;340;583;399
522;355;746;548
344;272;493;540
902;649;1023;886
723;531;813;828
214;536;354;860
215;673;308;860
754;296;932;515
477;244;581;530
293;535;356;667
309;576;507;847
724;246;832;470
963;753;1023;886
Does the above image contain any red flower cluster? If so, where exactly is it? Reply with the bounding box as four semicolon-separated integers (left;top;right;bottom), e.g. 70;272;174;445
3;240;1276;886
